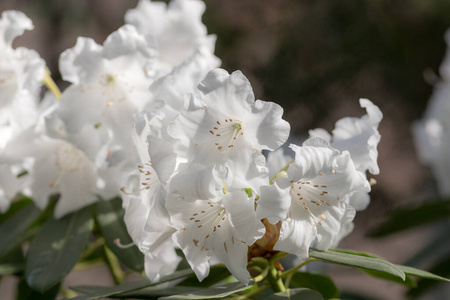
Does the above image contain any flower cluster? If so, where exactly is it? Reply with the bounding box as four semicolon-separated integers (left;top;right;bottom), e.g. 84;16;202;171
0;0;382;285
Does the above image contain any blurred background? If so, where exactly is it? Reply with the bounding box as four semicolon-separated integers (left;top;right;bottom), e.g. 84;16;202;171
1;0;450;299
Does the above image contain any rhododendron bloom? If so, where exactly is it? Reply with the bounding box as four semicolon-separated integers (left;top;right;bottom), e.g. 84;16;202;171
309;99;382;175
166;164;265;283
169;68;290;191
125;0;218;73
257;138;370;259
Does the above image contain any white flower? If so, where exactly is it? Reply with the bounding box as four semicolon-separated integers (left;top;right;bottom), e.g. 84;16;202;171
125;0;218;73
2;122;114;218
309;99;382;175
257;138;370;259
149;46;221;112
120;112;183;282
166;163;265;284
413;59;450;196
0;10;45;151
168;68;290;191
0;164;22;212
57;25;157;165
266;147;294;180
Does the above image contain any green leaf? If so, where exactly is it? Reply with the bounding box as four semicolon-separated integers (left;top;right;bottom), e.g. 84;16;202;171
309;249;405;281
160;281;253;299
70;268;193;300
369;199;450;237
177;264;232;287
0;202;41;257
71;286;199;299
266;288;324;300
399;265;450;282
361;269;417;287
17;279;60;300
0;195;33;224
93;198;144;272
289;272;339;299
0;262;23;276
25;207;93;293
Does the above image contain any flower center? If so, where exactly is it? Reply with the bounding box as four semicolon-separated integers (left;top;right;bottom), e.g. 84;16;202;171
290;179;332;227
188;202;228;251
209;119;244;152
49;144;89;188
120;161;156;195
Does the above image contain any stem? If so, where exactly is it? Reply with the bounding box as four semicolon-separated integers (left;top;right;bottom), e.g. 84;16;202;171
268;263;285;292
269;160;295;184
231;283;270;300
102;245;124;284
42;68;61;99
281;258;317;289
280;258;317;279
80;237;104;261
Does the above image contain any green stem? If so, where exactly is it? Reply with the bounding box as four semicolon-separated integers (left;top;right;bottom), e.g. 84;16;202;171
269;160;295;184
281;258;317;289
280;258;317;279
267;261;286;292
102;245;124;284
232;283;271;299
42;68;61;99
80;237;104;261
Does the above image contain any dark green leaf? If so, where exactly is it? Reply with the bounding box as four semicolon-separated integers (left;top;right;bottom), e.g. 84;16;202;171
0;195;33;224
339;291;379;300
72;286;200;299
70;268;193;300
399;265;450;282
0;262;23;275
177;264;231;287
17;279;60;300
361;269;417;287
93;198;144;272
25;207;93;293
369;199;450;237
0;202;41;257
266;288;324;300
309;249;405;281
160;281;253;299
290;272;339;299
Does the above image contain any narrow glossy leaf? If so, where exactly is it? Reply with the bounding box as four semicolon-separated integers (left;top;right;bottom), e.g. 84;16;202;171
0;202;41;257
266;288;324;300
93;198;144;272
71;268;193;300
160;281;253;299
177;265;232;287
309;249;405;281
0;195;33;224
361;269;417;287
289;272;339;299
369;199;450;237
339;291;379;300
25;207;93;293
17;279;60;300
399;265;450;282
0;246;24;275
72;286;199;299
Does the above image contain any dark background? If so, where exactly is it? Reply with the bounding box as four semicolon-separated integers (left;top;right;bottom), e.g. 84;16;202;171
2;1;450;299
